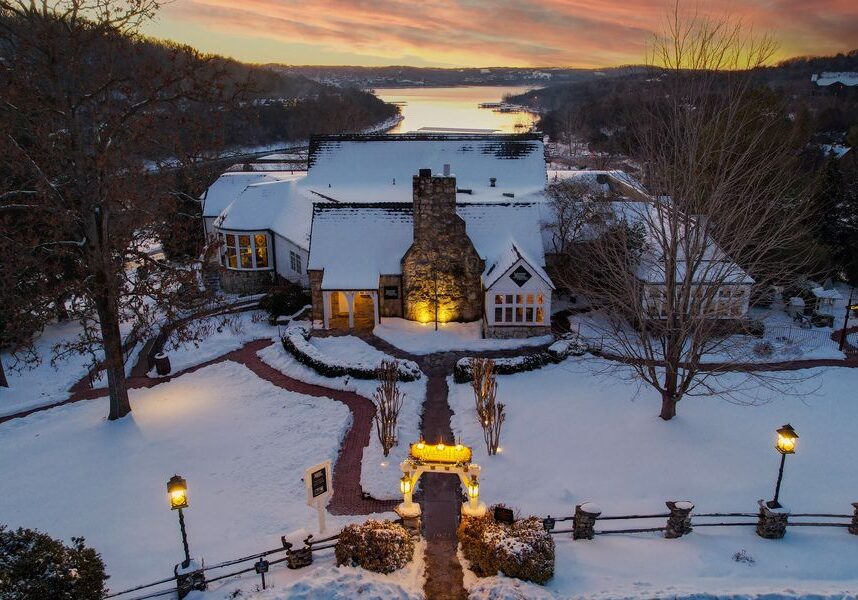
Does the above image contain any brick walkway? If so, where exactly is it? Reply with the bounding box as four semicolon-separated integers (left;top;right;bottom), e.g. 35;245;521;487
2;338;396;515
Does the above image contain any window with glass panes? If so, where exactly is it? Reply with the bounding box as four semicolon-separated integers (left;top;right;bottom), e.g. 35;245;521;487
493;292;545;325
220;232;270;270
289;250;302;274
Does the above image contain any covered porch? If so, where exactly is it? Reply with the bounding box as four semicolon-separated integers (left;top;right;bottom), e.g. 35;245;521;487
322;290;380;332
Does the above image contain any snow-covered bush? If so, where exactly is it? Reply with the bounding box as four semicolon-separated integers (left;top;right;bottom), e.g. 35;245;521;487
335;520;414;574
258;285;310;321
453;335;588;383
0;525;107;600
281;324;421;382
547;334;588;359
458;509;555;585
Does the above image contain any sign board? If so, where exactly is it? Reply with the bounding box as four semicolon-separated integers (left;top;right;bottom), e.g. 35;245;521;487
305;460;332;507
509;266;532;287
494;506;515;525
409;442;472;465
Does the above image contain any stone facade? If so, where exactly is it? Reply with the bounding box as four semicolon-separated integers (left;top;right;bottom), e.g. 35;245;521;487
219;268;274;295
308;270;324;322
401;171;484;323
378;274;403;318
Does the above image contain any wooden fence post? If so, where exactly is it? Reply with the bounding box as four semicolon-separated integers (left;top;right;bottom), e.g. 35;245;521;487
665;501;694;538
573;502;602;540
849;502;858;536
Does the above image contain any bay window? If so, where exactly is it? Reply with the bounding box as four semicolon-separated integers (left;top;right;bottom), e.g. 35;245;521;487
219;231;271;270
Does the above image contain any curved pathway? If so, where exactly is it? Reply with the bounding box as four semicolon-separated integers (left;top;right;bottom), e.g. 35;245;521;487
2;338;396;515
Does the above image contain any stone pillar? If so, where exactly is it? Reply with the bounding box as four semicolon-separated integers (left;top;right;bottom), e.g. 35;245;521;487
665;501;694;538
345;292;355;330
573;502;602;540
849;502;858;536
756;500;789;539
371;291;380;327
322;291;331;329
286;545;313;569
174;563;206;599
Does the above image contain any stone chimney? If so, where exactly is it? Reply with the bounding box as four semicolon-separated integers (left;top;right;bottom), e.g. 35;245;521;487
412;168;457;244
402;169;485;323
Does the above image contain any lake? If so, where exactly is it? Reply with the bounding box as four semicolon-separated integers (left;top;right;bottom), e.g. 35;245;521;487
373;85;542;134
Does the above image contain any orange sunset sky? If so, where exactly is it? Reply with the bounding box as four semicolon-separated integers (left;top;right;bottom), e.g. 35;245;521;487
142;0;858;68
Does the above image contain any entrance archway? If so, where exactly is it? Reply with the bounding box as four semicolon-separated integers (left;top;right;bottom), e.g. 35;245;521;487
396;441;486;520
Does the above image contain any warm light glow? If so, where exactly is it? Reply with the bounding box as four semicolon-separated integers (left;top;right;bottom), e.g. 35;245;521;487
775;424;798;455
467;477;479;499
400;475;413;495
167;475;188;510
410;442;472;465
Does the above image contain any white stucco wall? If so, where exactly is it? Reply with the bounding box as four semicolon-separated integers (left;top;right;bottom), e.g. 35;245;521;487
273;232;309;288
484;258;553;327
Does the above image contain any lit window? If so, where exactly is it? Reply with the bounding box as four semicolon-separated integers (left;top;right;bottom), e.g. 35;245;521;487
492;290;546;325
220;231;271;271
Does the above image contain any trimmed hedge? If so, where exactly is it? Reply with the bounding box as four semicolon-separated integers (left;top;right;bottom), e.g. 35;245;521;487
458;508;555;585
335;520;414;574
281;324;421;382
453;335;587;383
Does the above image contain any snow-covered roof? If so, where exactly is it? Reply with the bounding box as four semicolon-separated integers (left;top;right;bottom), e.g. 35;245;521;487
304;134;546;203
202;172;293;218
214;175;314;248
484;242;554;290
812;72;858;87
811;287;842;300
307;202;548;290
820;144;852;159
547;169;649;199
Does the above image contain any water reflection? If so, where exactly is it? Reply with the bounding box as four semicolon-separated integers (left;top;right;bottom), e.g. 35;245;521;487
374;86;541;134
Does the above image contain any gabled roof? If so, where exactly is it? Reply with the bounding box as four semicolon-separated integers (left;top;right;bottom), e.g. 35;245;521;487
304;134;546;203
214;176;314;248
202;172;293;218
812;72;858;87
484;243;554;290
307;201;549;290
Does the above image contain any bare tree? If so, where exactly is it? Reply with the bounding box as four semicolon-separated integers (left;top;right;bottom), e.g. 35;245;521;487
469;358;505;455
0;0;238;419
373;360;404;457
554;6;815;420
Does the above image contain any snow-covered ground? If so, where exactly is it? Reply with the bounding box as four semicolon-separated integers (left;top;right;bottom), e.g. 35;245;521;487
194;539;425;600
258;339;425;500
0;320;103;418
374;318;552;355
0;362;360;592
448;359;858;598
160;310;277;374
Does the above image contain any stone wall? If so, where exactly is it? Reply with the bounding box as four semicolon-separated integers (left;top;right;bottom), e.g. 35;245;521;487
401;171;484;323
308;270;324;322
220;268;274;295
378;275;403;318
483;323;552;339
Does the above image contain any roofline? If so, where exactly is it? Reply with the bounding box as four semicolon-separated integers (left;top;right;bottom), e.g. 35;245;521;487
310;201;541;212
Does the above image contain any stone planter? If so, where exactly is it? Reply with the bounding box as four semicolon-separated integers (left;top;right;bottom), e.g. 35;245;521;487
573;502;602;540
756;500;789;539
665;500;694;538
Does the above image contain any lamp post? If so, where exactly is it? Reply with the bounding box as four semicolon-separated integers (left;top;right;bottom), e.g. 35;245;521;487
768;424;798;509
838;288;855;352
466;476;480;512
168;475;192;568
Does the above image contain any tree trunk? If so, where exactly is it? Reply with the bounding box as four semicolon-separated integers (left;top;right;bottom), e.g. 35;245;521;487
55;295;70;322
0;358;8;388
94;292;131;420
660;392;678;420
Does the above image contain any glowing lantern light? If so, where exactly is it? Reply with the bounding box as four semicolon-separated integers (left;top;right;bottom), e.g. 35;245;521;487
775;424;798;454
467;477;480;500
167;474;188;510
400;475;413;495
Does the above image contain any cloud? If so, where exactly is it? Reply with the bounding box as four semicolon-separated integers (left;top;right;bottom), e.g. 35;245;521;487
150;0;858;67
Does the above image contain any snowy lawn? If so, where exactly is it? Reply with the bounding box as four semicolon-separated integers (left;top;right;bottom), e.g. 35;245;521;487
310;334;393;365
0;320;103;418
258;340;425;500
374;318;552;355
193;539;425;600
0;362;358;592
449;359;858;598
160;309;278;374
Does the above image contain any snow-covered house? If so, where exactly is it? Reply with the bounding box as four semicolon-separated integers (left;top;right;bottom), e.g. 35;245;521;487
811;72;858;96
307;169;553;338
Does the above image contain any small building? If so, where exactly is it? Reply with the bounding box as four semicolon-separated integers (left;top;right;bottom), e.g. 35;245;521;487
811;72;858;96
307;169;553;338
